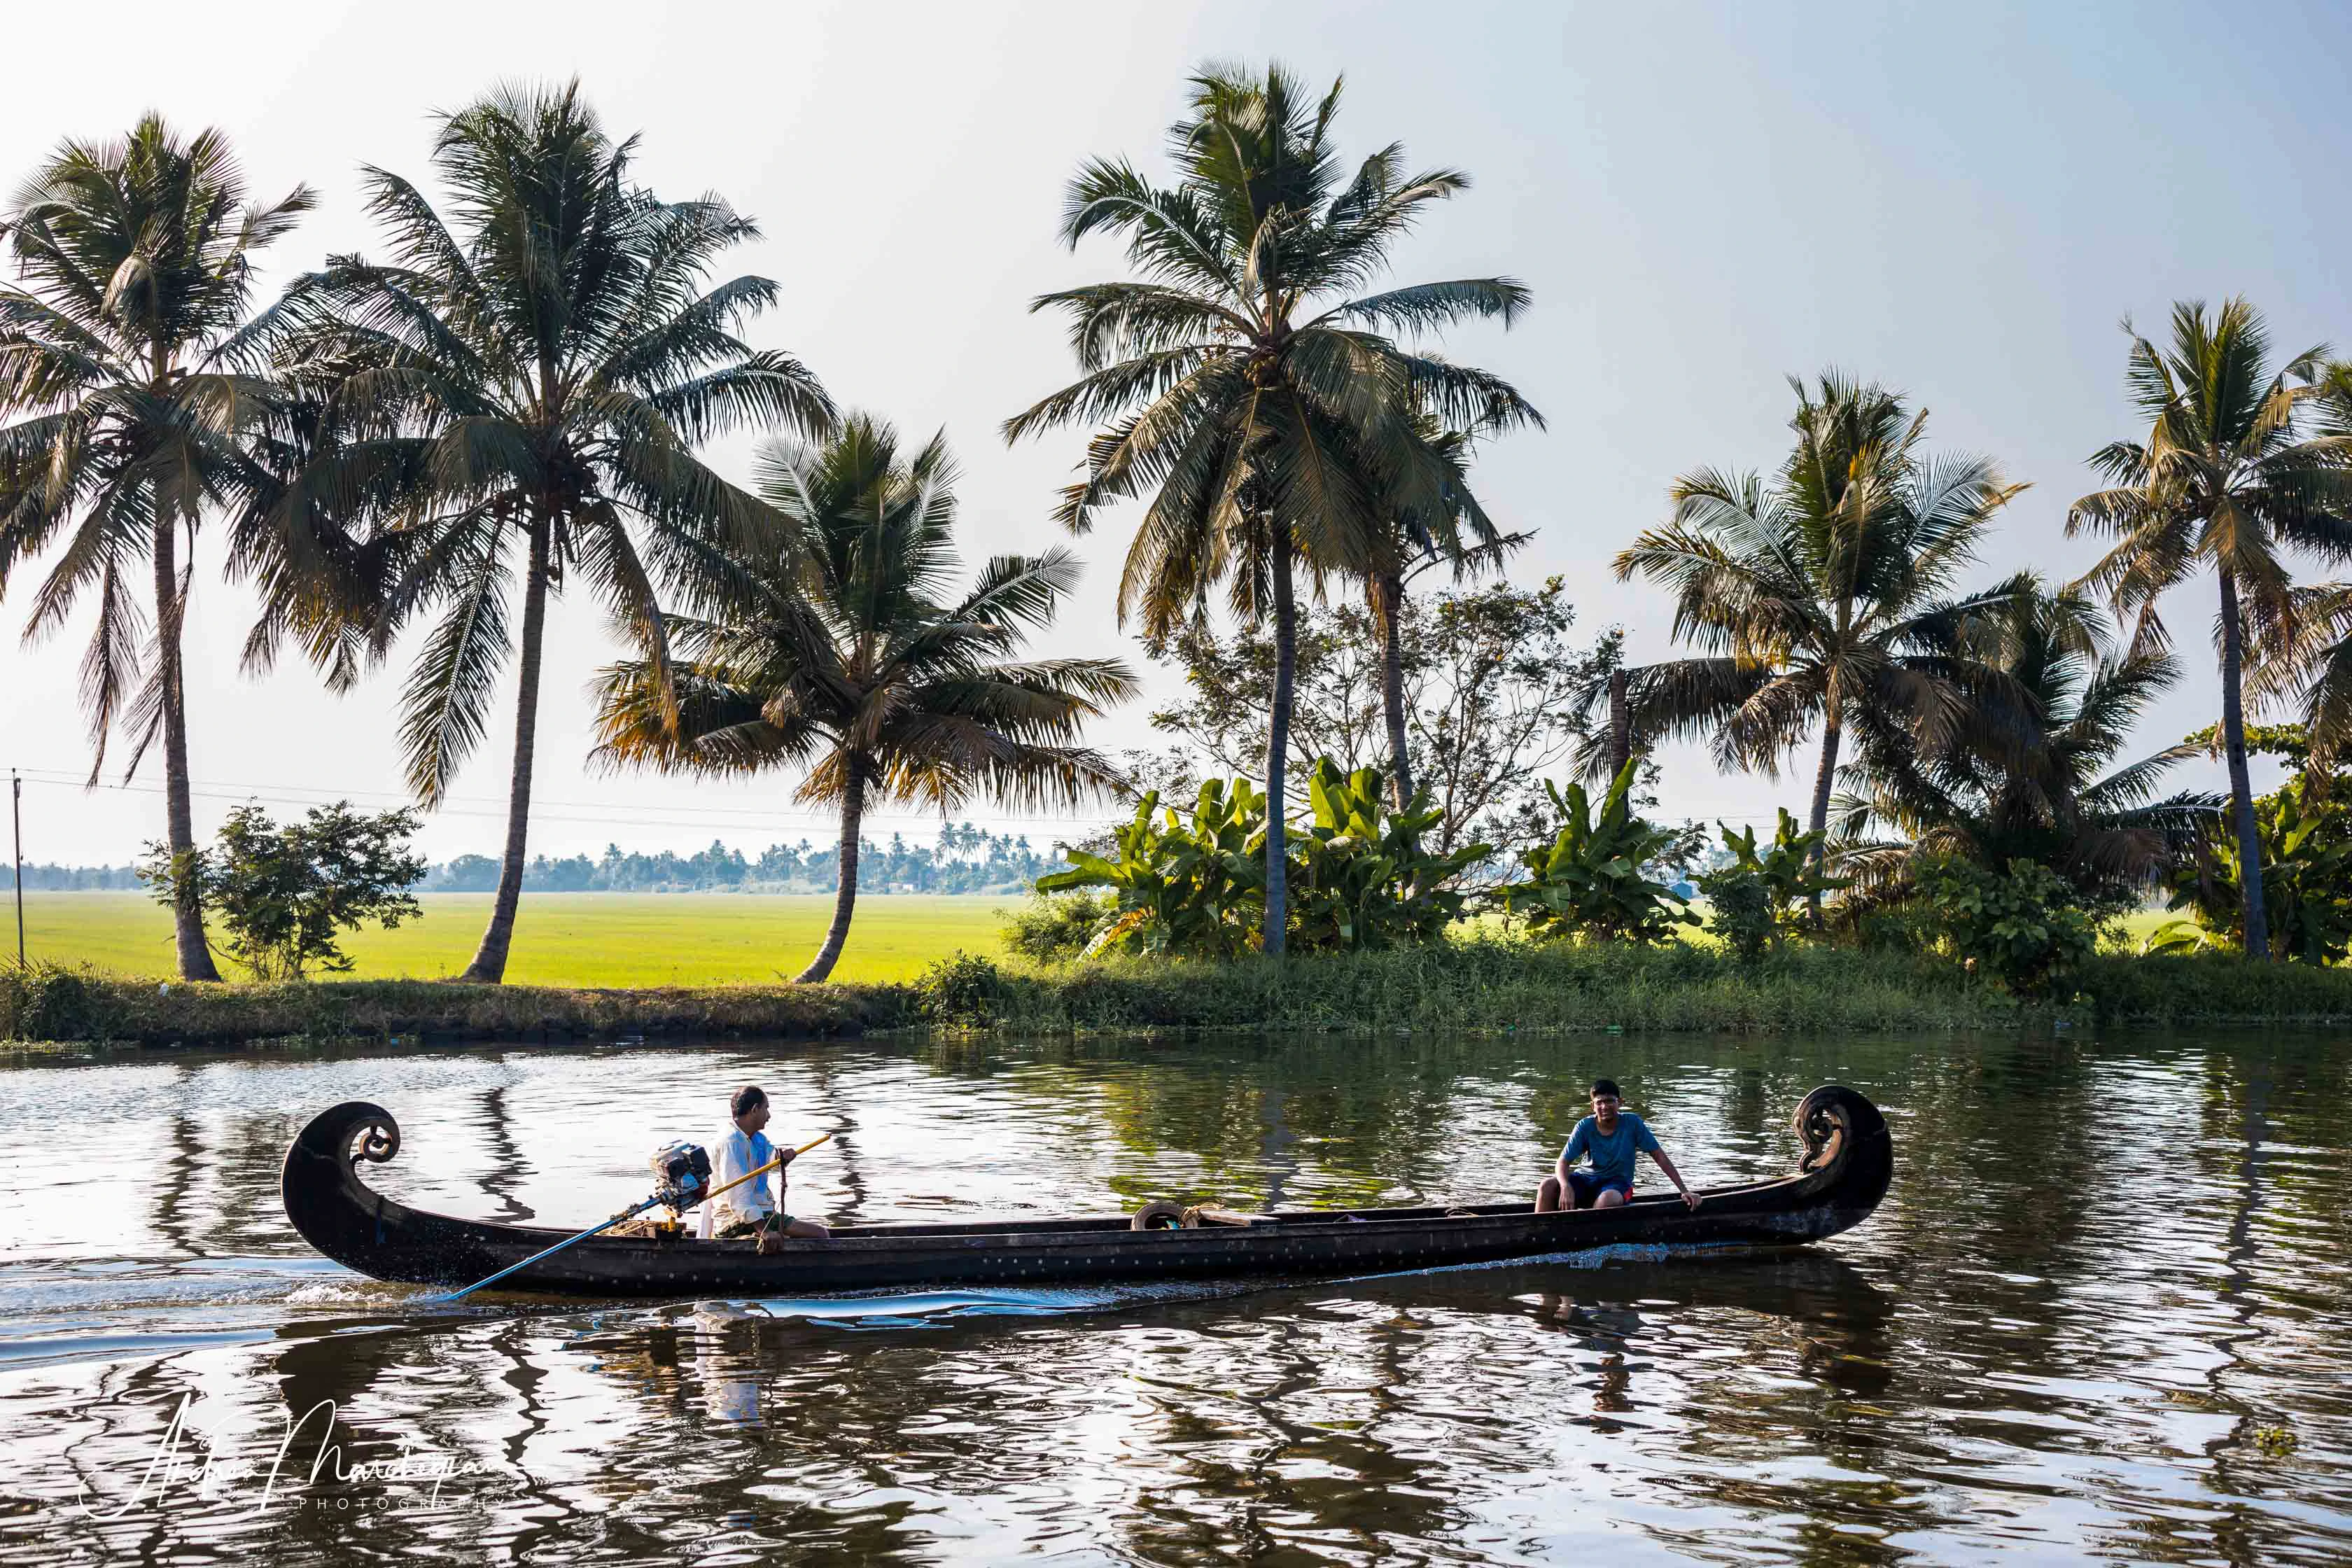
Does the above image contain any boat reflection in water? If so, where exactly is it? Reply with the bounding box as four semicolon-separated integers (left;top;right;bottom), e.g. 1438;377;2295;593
227;1245;1904;1563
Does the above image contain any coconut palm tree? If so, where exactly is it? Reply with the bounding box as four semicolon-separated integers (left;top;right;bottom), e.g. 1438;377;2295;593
2066;300;2352;959
1003;61;1540;952
1614;373;2026;906
592;415;1136;983
1361;417;1523;808
1843;578;2220;905
2254;364;2352;768
270;82;832;981
2267;585;2352;767
0;117;318;981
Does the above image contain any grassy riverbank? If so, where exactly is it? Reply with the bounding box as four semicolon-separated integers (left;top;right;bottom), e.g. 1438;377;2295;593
966;944;2352;1035
0;965;911;1046
6;941;2349;1046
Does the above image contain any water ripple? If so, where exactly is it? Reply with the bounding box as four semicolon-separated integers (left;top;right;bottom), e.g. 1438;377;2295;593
0;1030;2346;1564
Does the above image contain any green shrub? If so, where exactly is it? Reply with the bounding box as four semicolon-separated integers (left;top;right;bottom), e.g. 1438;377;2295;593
1496;760;1693;944
982;938;2016;1035
8;946;2352;1046
1695;809;1844;962
2075;951;2352;1022
1847;902;1942;955
916;951;1006;1027
0;960;127;1042
999;890;1116;965
1919;857;2099;997
1698;870;1777;963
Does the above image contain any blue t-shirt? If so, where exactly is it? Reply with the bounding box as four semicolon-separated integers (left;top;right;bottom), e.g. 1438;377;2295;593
1562;1112;1660;1187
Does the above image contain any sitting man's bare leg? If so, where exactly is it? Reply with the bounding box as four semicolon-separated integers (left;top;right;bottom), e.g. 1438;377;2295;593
1534;1174;1567;1212
1591;1186;1628;1210
754;1214;833;1254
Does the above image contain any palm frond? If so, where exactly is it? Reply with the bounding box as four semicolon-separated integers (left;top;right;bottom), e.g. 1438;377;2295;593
1320;277;1529;335
394;530;510;804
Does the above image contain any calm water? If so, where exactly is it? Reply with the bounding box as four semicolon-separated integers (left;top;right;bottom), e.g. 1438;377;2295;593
1;1030;2347;1564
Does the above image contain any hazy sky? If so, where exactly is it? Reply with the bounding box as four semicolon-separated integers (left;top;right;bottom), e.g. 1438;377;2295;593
4;0;2348;864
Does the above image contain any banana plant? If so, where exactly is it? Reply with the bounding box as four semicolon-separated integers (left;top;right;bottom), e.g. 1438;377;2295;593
1036;780;1270;958
1696;808;1848;958
1497;759;1695;944
1721;809;1844;904
2138;919;2216;956
1035;761;1488;958
1289;761;1489;950
2169;776;2352;963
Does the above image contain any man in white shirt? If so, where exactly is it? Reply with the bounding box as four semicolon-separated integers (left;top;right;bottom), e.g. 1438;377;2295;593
701;1084;830;1252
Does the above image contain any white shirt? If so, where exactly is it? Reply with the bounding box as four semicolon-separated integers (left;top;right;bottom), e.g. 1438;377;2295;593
699;1127;776;1238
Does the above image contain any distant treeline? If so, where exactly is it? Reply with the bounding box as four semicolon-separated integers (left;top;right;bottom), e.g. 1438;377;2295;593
9;863;144;890
15;825;1068;897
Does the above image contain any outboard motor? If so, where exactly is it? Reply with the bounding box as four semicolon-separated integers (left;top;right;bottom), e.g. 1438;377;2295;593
649;1142;712;1214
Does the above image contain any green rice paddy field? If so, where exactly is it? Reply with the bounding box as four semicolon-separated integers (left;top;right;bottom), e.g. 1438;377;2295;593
11;892;1010;985
15;891;2183;988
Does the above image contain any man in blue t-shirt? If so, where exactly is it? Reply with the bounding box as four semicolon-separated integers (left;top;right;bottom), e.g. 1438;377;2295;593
1536;1078;1700;1212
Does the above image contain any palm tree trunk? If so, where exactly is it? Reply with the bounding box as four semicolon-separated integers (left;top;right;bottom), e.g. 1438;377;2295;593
2217;568;2270;960
1370;570;1413;807
460;512;552;984
1607;667;1632;777
1264;528;1296;958
796;763;864;983
1806;701;1843;926
153;517;221;983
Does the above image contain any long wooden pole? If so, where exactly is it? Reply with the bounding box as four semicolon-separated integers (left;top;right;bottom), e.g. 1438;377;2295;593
434;1130;834;1303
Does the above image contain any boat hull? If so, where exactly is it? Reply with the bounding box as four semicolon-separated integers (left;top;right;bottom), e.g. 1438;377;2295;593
281;1086;1891;1298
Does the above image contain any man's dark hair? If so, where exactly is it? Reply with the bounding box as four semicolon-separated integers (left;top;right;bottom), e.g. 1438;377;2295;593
1590;1078;1622;1100
731;1084;767;1119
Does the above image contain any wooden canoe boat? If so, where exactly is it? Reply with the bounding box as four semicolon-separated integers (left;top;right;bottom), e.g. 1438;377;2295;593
280;1085;1891;1299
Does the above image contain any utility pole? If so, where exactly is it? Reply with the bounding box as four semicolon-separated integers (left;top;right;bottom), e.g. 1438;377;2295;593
11;770;22;967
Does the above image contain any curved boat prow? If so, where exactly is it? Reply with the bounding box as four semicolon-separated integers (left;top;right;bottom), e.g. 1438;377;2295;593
281;1100;527;1287
281;1100;400;1273
1792;1083;1895;1239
